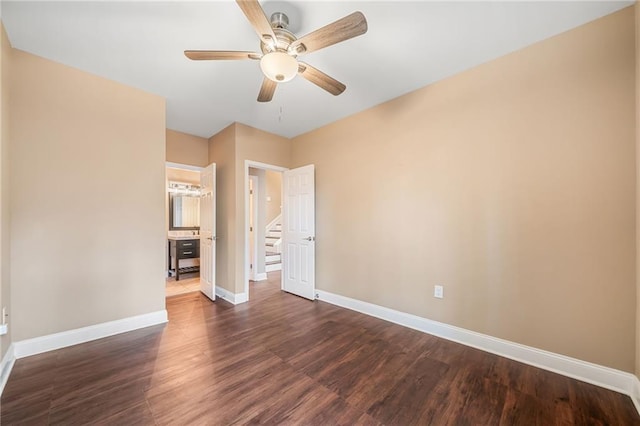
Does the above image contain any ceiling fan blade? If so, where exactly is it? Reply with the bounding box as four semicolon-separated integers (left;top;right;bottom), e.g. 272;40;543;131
298;62;346;96
258;77;277;102
236;0;277;49
184;50;261;60
289;11;367;55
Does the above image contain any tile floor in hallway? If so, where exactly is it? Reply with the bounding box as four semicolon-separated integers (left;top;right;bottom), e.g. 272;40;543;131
165;274;200;297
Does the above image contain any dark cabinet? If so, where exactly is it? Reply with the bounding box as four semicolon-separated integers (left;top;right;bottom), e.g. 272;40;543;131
168;238;200;280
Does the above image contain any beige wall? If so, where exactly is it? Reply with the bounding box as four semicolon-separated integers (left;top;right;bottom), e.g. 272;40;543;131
207;123;290;294
292;7;636;372
167;129;208;167
0;24;11;358
167;167;200;186
10;48;167;340
636;2;640;376
208;124;236;293
265;170;282;224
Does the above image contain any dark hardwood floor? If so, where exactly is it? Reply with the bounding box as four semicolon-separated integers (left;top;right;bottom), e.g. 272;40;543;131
2;271;639;425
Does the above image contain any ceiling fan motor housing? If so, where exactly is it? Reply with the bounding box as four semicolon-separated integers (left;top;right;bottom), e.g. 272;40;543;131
260;26;297;54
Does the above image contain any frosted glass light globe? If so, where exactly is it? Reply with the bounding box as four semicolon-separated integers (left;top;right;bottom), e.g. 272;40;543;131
260;52;298;83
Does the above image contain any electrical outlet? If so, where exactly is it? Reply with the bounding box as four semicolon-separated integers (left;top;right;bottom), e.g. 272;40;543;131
434;285;444;299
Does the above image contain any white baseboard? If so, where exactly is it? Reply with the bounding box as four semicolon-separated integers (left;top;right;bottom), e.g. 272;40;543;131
316;289;639;409
0;343;15;396
631;375;640;415
215;286;234;303
13;310;168;359
215;286;248;305
235;292;248;304
253;273;267;281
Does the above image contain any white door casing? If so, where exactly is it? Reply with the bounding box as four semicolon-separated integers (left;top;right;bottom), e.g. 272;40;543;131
282;164;315;300
200;163;216;301
249;176;258;281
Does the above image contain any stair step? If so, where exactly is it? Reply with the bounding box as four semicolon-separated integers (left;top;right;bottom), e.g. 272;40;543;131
266;262;281;272
266;251;279;256
266;260;281;266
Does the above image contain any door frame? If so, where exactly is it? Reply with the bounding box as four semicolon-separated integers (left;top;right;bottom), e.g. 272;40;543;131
244;160;288;301
248;175;259;281
166;161;205;173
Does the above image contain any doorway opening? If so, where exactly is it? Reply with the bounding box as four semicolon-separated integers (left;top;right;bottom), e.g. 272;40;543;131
244;161;287;301
165;162;203;298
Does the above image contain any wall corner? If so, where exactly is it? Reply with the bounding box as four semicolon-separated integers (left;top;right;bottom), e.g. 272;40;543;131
635;0;640;376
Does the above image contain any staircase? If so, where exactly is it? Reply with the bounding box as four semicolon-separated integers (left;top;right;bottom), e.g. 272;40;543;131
265;217;282;272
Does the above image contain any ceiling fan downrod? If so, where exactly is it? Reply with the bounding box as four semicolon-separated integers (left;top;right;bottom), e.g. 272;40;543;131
270;12;289;30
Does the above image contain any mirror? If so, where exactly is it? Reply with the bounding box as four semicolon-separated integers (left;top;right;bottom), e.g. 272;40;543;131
169;192;200;230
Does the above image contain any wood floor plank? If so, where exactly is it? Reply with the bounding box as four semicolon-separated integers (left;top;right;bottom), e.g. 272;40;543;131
431;371;507;425
2;271;638;425
365;352;451;424
95;401;156;426
500;388;569;426
48;378;149;425
0;385;53;425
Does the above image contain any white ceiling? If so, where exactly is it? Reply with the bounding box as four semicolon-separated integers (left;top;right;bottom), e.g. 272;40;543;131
1;1;632;138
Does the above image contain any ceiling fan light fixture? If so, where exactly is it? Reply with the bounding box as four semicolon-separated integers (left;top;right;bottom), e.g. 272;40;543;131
185;2;368;101
260;51;298;83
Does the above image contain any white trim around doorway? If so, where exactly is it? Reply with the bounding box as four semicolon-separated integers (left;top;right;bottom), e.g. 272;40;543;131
249;175;259;282
166;161;205;172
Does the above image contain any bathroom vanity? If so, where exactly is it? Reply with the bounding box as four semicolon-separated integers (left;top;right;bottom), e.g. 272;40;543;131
168;236;200;280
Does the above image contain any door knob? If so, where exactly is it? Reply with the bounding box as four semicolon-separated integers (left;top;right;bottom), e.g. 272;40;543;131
304;236;315;241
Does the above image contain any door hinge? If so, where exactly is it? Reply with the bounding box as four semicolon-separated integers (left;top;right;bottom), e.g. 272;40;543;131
250;189;253;195
250;263;253;269
250;226;253;232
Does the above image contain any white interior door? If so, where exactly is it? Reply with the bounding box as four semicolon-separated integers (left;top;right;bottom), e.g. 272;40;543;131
283;164;315;300
200;163;216;301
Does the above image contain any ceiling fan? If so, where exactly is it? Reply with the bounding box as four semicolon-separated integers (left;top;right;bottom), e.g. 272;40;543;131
184;0;368;102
